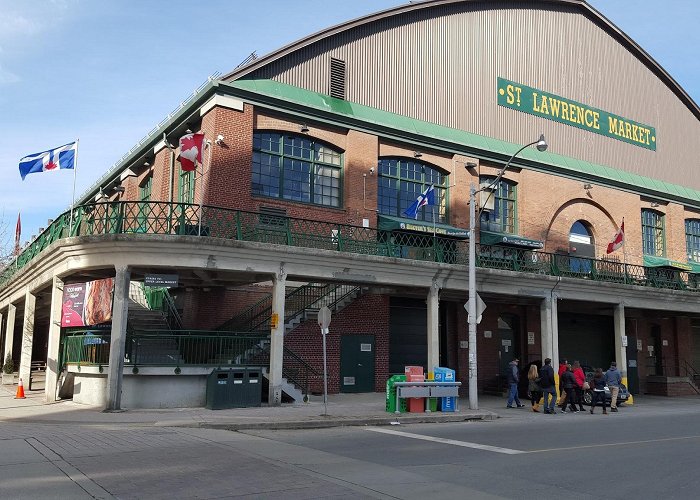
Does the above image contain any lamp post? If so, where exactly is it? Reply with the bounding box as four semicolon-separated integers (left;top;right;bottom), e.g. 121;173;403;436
467;134;548;410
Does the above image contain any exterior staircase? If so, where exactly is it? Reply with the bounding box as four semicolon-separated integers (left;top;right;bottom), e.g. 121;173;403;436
217;282;365;402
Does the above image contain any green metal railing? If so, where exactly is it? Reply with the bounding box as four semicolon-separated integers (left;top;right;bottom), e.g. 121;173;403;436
2;200;699;293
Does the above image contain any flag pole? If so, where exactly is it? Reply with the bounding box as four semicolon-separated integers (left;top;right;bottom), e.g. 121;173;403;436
69;139;79;235
198;140;212;237
622;217;628;282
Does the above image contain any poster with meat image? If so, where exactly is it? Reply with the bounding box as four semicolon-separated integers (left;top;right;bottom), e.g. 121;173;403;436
61;278;114;327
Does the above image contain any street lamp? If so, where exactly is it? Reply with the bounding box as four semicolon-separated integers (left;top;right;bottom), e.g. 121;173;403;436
467;134;547;410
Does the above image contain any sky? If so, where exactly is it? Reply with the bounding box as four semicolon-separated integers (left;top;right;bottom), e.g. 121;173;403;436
1;0;699;251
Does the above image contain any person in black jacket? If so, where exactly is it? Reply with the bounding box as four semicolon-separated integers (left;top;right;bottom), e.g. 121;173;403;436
539;358;557;414
506;358;525;408
559;364;579;413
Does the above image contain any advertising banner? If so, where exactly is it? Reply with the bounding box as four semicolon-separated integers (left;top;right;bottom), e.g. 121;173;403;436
61;278;115;327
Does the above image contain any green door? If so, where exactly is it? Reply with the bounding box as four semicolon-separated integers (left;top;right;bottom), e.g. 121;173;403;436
340;336;375;393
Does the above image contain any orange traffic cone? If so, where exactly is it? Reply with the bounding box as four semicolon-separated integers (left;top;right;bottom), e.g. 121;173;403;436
15;378;26;399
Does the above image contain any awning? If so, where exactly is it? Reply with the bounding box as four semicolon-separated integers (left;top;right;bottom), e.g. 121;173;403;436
377;215;469;239
479;230;544;249
689;261;700;274
643;255;693;271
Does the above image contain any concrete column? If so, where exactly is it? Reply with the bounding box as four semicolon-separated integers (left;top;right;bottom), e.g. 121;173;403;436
106;266;131;411
540;297;553;362
614;303;633;404
427;282;440;371
551;295;560;374
19;289;36;389
4;304;16;367
268;266;286;406
45;275;64;402
0;311;4;362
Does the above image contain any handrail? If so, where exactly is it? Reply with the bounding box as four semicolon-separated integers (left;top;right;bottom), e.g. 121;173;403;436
2;200;700;295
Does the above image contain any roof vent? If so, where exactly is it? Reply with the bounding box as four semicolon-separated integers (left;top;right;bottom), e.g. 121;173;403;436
330;58;346;100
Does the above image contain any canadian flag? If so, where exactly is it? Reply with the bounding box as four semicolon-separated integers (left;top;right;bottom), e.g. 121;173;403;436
606;221;625;254
178;132;205;172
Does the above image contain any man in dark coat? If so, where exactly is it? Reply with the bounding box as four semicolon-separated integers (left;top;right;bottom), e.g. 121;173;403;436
506;358;524;408
539;358;557;414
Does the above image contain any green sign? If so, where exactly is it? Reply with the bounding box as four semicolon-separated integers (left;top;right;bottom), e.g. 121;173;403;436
497;77;656;151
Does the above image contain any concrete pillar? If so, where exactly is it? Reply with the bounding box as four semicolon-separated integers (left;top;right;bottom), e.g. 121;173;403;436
4;304;16;367
0;311;4;362
106;266;131;411
614;303;633;404
540;294;560;391
427;282;440;371
19;289;36;389
268;267;286;406
45;275;64;402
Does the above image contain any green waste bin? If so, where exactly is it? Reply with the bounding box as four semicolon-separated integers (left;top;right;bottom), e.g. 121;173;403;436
206;367;262;409
385;374;408;413
206;369;235;410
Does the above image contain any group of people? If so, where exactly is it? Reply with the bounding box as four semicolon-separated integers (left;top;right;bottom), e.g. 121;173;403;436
507;357;622;415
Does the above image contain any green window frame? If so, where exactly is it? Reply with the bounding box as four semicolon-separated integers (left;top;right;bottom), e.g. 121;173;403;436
479;176;517;234
642;209;665;257
686;219;700;262
252;132;342;207
377;158;448;223
179;170;195;204
139;174;153;201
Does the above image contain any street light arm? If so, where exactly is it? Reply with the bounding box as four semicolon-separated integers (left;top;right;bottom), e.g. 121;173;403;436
477;138;540;196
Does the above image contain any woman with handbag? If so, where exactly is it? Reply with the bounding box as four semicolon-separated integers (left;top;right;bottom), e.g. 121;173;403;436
572;361;586;412
527;364;542;412
590;368;608;414
559;364;579;413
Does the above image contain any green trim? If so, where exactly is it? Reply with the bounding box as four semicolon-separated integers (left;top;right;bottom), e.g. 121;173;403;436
688;261;700;274
642;255;693;271
377;214;468;238
479;230;544;249
227;79;700;208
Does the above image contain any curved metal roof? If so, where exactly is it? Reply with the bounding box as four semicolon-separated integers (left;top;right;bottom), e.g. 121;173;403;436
221;0;700;121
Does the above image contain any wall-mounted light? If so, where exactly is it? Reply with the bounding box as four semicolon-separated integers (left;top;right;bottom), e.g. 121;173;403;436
650;202;660;208
300;124;309;133
583;183;593;190
414;151;423;158
369;166;375;175
113;186;126;193
215;134;225;145
466;161;477;168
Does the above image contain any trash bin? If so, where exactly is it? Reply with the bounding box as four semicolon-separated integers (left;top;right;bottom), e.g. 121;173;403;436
434;367;456;412
385;374;407;413
404;366;425;413
243;367;262;407
206;367;262;409
206;369;234;410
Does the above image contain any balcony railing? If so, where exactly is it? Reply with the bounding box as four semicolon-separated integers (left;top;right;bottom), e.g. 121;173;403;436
2;201;699;293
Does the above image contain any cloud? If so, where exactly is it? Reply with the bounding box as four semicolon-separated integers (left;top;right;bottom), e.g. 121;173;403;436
0;12;42;40
0;63;19;84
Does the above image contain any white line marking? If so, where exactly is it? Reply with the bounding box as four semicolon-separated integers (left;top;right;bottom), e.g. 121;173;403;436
365;427;525;455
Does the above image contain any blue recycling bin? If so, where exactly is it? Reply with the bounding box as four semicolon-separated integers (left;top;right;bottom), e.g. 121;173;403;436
433;367;456;412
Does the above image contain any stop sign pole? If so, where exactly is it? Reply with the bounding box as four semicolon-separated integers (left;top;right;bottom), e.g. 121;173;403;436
317;306;332;416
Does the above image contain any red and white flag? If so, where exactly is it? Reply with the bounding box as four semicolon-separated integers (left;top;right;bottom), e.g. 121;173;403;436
606;221;624;254
14;212;21;256
178;132;205;172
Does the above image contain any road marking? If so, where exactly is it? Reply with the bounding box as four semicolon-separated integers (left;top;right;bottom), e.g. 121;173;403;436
365;427;525;454
528;434;700;453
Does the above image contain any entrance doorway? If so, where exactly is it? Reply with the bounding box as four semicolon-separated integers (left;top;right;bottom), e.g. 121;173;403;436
498;314;520;378
648;325;663;375
340;335;375;393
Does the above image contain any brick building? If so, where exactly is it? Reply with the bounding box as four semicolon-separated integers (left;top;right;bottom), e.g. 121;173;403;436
1;0;700;409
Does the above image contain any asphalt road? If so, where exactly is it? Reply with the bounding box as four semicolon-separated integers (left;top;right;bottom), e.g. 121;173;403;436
2;400;700;499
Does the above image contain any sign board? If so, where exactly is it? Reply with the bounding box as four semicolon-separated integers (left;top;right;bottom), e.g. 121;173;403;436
497;77;656;150
318;306;332;329
270;313;279;329
61;278;114;328
527;332;535;345
621;335;628;347
484;330;492;338
637;339;643;351
144;274;179;288
662;339;668;346
460;340;469;349
501;339;512;347
464;293;487;324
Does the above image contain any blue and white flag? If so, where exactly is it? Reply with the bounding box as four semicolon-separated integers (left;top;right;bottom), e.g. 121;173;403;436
403;184;435;219
19;141;77;180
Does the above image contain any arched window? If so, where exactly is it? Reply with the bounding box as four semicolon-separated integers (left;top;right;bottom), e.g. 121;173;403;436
479;177;516;233
569;220;594;273
686;219;700;262
377;158;448;222
252;132;342;207
642;209;665;256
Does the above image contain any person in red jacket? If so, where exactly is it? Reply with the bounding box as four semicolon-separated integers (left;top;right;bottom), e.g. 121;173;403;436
572;360;586;412
557;359;568;405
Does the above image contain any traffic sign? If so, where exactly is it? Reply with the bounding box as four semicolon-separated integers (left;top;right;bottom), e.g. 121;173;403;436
464;293;486;324
318;306;332;329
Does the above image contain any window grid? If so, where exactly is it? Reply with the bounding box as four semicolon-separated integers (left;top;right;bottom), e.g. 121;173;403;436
139;175;152;201
179;170;195;204
642;209;665;256
252;132;342;207
686;219;700;262
377;158;448;223
480;177;517;234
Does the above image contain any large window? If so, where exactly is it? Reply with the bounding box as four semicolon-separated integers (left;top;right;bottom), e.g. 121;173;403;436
642;209;665;256
179;170;194;204
252;132;342;207
687;219;700;262
377;158;448;223
479;177;516;233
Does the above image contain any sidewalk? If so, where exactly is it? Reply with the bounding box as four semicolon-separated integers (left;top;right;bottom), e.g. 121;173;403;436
0;384;497;430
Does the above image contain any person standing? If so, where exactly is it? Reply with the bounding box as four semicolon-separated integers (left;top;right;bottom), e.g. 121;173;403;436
572;361;586;412
539;358;557;414
557;358;568;406
605;361;622;412
590;368;608;414
527;364;542;412
559;364;579;413
506;358;525;408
